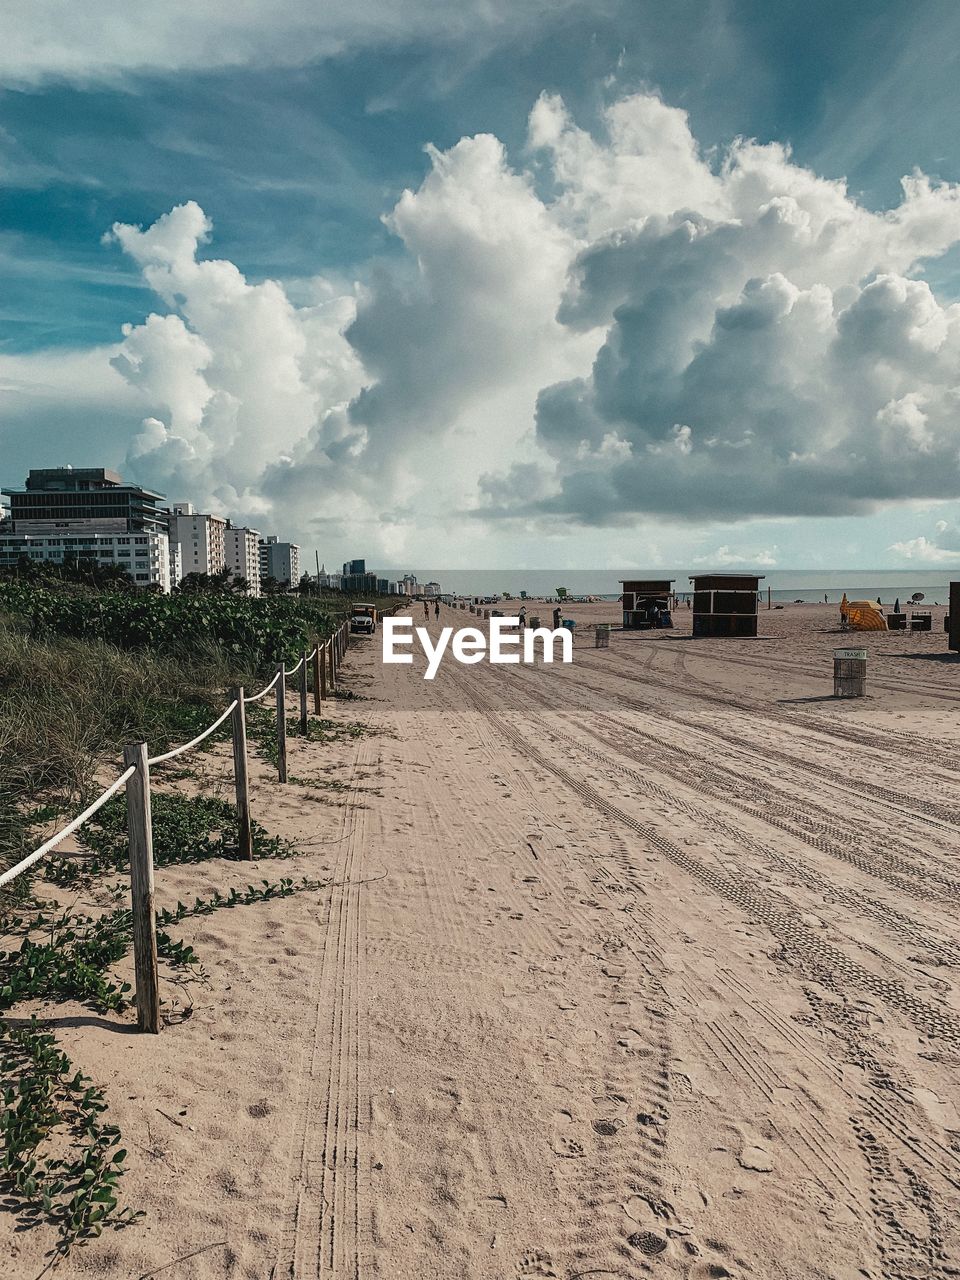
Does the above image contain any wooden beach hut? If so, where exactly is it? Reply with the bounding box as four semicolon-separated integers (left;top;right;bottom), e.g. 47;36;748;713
620;579;675;630
688;573;763;637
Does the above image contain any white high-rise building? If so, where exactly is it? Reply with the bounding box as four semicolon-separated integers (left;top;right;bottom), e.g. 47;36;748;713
168;503;227;579
224;525;261;596
259;535;301;588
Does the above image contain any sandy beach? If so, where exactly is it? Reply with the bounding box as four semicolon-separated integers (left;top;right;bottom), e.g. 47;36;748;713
5;600;960;1279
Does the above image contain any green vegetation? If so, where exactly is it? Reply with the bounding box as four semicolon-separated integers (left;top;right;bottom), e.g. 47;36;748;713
0;581;343;668
1;1021;143;1262
0;788;323;1267
0;576;384;1267
0;579;393;894
0;618;231;906
46;793;299;889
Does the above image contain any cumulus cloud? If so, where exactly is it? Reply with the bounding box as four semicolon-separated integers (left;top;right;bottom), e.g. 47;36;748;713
479;91;960;526
103;201;365;527
888;512;960;562
8;85;960;564
344;132;591;500
887;535;960;562
692;544;778;567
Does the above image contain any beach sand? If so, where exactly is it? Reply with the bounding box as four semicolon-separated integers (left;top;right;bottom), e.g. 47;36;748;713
5;601;960;1278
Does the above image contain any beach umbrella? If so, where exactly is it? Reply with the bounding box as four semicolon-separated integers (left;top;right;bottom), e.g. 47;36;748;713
894;597;899;612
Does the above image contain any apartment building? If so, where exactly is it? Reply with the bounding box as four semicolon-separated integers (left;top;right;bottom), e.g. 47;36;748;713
224;524;261;596
259;535;301;588
0;467;172;590
168;502;227;579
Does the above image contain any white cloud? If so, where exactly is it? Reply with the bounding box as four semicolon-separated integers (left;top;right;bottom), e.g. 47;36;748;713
0;0;582;83
887;536;960;562
6;87;960;566
486;92;960;526
104;201;366;524
692;544;778;567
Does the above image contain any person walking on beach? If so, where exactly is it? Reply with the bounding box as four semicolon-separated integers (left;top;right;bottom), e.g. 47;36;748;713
553;605;562;630
434;600;440;619
423;601;429;621
518;605;527;631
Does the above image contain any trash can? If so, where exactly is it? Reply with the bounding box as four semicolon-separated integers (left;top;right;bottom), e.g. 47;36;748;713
595;623;610;648
529;615;541;629
834;647;866;697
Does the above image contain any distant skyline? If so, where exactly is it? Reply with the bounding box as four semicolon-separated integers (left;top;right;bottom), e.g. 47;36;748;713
2;1;960;569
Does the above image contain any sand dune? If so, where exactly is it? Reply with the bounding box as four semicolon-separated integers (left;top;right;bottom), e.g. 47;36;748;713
5;602;960;1279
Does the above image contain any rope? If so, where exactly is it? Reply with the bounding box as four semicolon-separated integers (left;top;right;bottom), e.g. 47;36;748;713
147;700;238;766
244;670;281;703
2;630;346;889
0;765;136;890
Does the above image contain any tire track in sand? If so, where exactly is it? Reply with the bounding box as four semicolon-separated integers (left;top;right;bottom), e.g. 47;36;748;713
456;678;960;1051
273;735;377;1279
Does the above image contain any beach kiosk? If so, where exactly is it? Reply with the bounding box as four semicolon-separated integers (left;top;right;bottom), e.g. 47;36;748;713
689;573;763;637
620;579;675;630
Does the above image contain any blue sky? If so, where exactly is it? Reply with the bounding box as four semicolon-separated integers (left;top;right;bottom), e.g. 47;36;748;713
2;0;960;569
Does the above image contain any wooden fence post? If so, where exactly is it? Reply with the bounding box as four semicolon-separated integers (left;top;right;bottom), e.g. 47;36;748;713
276;662;288;782
299;649;308;734
123;742;160;1034
329;636;336;689
312;640;321;714
320;640;327;702
232;689;253;860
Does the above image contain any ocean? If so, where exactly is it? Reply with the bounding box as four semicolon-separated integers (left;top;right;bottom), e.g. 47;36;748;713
393;569;955;605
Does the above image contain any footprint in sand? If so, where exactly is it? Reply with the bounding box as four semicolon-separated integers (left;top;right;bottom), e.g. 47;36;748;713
628;1229;669;1256
616;1027;651;1054
592;1117;624;1137
516;1251;557;1277
550;1110;586;1159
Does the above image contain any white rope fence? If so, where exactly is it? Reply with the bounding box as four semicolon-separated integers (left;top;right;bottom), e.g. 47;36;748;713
244;670;281;703
0;765;136;891
1;617;354;1033
148;699;239;766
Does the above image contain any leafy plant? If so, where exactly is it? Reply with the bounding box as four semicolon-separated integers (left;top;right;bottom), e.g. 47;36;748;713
46;793;299;887
0;1019;142;1259
157;876;323;927
0;580;350;670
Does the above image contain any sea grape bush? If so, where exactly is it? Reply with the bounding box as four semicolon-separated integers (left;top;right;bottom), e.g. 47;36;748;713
0;582;341;668
45;793;299;888
1;1020;143;1258
0;784;321;1263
